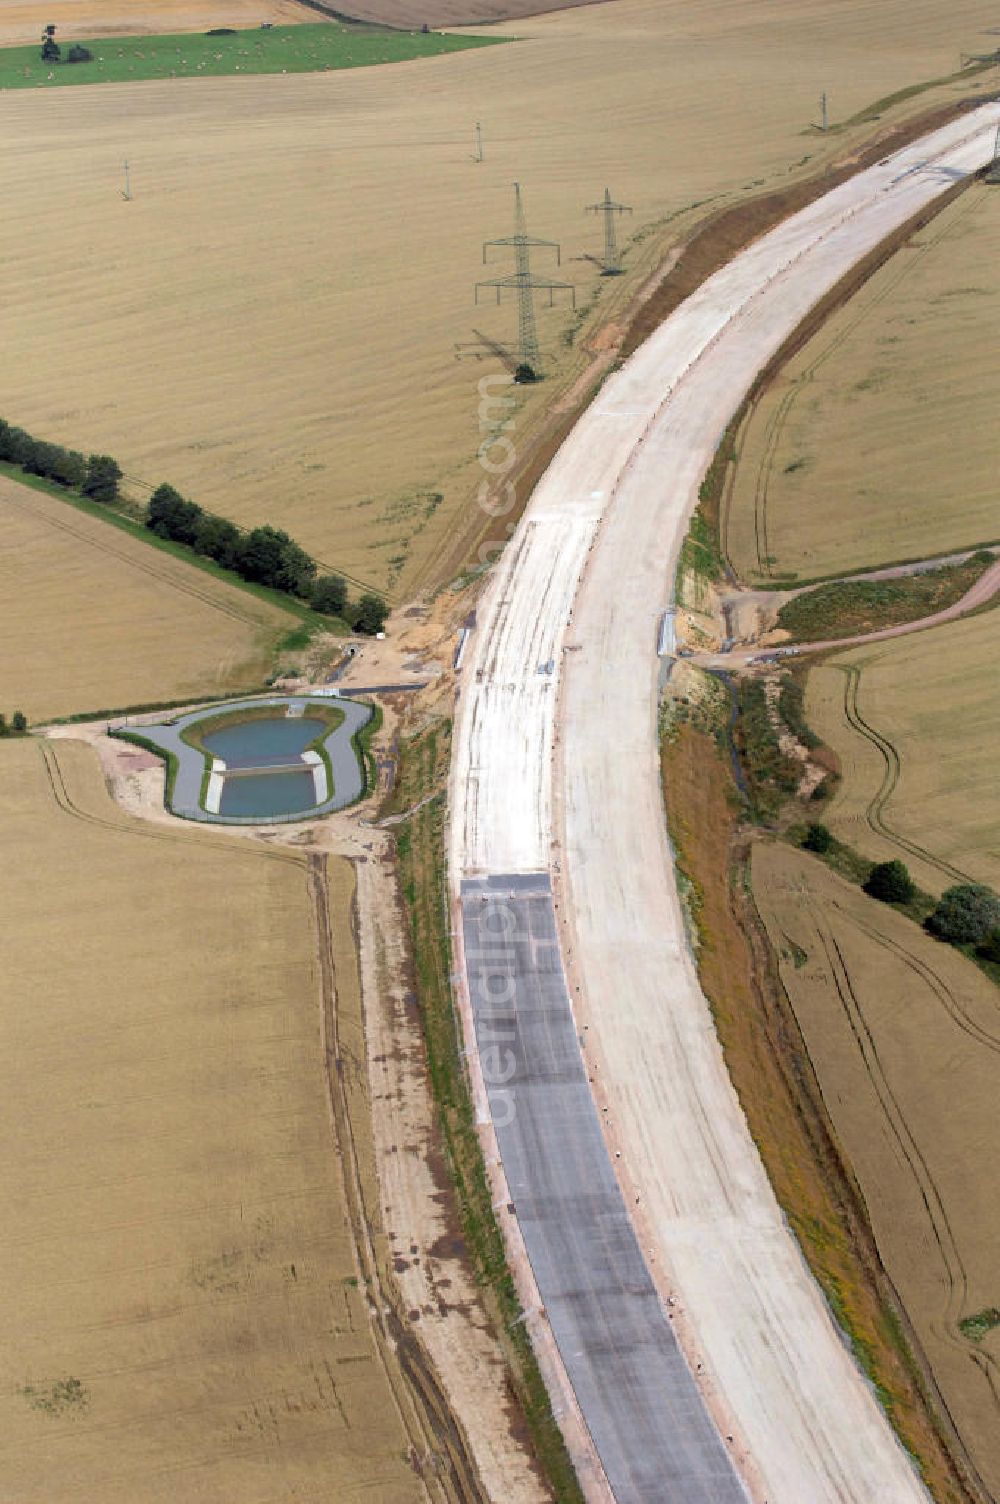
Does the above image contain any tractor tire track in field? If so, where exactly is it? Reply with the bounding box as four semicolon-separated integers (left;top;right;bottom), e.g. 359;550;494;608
732;189;984;580
839;663;974;885
815;893;1000;1462
834;896;1000;1058
798;890;1000;1460
3;486;282;633
38;739;485;1503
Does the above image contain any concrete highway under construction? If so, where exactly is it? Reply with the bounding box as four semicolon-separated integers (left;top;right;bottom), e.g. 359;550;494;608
448;101;1000;1504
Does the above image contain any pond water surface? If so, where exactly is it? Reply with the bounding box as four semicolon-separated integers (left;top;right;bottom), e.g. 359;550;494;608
203;716;326;763
218;770;317;819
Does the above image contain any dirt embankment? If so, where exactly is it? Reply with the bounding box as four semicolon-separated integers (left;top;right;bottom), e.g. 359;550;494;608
660;722;988;1504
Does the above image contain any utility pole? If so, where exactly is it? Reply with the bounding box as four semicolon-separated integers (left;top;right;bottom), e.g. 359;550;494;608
477;183;575;380
585;187;632;275
474;121;484;163
820;92;828;132
122;158;132;201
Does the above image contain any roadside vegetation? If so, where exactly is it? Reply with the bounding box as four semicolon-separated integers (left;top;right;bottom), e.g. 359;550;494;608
776;552;995;641
0;22;502;90
0;416;388;633
387;718;585;1504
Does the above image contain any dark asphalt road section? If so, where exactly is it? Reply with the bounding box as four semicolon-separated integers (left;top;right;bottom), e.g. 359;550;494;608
460;873;747;1504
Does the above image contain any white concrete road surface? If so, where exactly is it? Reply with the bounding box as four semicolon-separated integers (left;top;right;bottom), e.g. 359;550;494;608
449;101;1000;1504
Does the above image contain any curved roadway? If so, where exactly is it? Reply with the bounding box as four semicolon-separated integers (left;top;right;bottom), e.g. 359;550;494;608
449;102;1000;1504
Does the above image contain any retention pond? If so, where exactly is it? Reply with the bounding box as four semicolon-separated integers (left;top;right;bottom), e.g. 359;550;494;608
117;695;374;824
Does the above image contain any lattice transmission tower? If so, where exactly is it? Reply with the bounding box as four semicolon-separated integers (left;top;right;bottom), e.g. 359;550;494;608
585;187;632;274
476;182;575;379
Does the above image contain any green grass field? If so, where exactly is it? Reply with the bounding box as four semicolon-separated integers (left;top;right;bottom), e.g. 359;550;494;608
0;23;503;90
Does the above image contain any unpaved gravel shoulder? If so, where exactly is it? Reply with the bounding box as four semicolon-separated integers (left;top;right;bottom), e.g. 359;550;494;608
356;847;550;1504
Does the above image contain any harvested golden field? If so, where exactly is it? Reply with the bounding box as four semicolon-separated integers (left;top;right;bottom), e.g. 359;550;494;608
0;475;296;722
0;738;421;1503
805;609;1000;895
0;0;996;598
725;184;1000;585
334;0;604;25
0;0;315;46
752;842;1000;1500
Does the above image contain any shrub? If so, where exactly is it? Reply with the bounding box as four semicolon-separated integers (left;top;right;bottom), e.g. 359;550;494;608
234;526;316;596
863;859;915;905
351;592;390;636
927;884;1000;945
0;422;33;465
977;929;1000;964
11;711;27;734
66;44;93;62
192;512;240;568
20;439;86;488
82;454;122;504
802;822;832;854
147;483;202;545
311;574;348;617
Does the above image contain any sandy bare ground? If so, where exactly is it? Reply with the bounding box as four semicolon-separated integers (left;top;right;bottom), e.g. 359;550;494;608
0;0;316;45
692;555;1000;668
449;104;1000;1502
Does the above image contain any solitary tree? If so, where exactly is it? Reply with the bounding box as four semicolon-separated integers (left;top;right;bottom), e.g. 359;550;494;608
41;24;60;62
82;454;122;504
863;859;915;905
66;44;93;63
352;592;389;636
927;884;1000;946
11;711;27;734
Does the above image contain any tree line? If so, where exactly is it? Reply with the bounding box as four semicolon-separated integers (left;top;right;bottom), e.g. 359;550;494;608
0;417;388;634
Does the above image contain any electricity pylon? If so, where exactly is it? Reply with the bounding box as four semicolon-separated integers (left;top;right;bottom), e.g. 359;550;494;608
476;183;575;379
585;187;632;275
